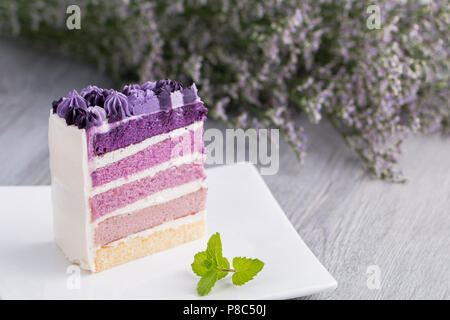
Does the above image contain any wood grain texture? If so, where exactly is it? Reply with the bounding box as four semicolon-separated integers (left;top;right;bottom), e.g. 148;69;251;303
0;39;449;299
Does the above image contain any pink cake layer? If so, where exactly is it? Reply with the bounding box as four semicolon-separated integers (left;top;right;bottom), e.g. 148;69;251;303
94;188;207;246
89;162;205;220
91;126;203;187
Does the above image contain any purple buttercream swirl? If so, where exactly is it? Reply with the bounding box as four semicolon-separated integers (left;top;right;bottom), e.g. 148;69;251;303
152;79;184;109
52;79;202;129
56;90;88;126
152;79;184;95
182;83;198;104
127;88;160;115
122;84;141;96
52;97;63;114
81;85;109;107
103;91;132;123
140;81;156;91
74;106;107;129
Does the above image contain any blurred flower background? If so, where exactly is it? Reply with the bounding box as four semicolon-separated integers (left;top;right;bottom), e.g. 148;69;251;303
0;0;448;181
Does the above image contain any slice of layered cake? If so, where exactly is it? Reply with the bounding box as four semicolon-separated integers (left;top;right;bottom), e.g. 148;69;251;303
48;80;208;272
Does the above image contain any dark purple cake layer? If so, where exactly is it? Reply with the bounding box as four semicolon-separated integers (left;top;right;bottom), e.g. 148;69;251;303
91;102;207;156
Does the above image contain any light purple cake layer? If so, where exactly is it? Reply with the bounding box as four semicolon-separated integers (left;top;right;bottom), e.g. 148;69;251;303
89;162;205;220
89;102;207;157
94;188;207;246
90;126;204;187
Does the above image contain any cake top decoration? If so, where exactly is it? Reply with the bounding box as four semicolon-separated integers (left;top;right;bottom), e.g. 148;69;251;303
122;84;141;96
56;90;88;126
81;85;109;108
52;79;201;129
86;106;107;128
104;91;132;123
74;106;107;129
127;87;160;116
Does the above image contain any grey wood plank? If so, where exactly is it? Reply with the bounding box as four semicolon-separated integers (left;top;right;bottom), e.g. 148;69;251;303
284;121;450;299
0;39;449;300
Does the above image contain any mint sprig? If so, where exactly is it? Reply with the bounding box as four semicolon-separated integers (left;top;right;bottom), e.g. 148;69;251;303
232;257;265;286
191;232;264;296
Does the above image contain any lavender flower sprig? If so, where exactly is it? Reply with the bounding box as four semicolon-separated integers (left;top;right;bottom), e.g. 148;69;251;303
1;0;448;181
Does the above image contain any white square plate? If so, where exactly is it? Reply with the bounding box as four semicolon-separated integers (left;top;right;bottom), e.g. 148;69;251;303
0;162;336;299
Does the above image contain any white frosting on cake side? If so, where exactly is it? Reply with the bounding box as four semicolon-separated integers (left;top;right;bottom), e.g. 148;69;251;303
48;112;96;270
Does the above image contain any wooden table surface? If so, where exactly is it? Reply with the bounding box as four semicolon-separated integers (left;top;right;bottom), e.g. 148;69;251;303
1;39;449;300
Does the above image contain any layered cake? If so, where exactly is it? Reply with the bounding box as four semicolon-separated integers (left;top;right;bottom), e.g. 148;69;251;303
48;80;208;272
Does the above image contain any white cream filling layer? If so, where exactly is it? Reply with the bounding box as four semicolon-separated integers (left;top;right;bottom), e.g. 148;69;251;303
90;121;203;170
96;210;206;251
92;178;206;225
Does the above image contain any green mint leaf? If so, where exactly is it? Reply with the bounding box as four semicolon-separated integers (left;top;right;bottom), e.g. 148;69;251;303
197;270;219;296
206;232;223;267
191;251;210;277
192;233;265;296
217;256;230;280
232;257;264;286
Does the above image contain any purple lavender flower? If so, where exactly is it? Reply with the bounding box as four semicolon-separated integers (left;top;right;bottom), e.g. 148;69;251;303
5;0;449;181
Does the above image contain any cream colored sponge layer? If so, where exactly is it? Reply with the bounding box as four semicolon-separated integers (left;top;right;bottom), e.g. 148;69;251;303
94;218;206;272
